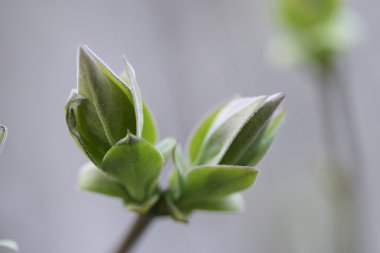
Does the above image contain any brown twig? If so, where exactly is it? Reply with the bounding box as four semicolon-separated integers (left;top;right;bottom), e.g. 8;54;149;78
114;214;154;253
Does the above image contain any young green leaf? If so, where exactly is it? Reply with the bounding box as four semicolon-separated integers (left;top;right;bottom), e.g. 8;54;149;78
176;165;258;210
220;93;285;165
169;144;187;198
142;102;158;144
122;57;144;138
188;103;224;163
101;133;163;203
181;193;244;213
78;162;128;199
239;109;286;166
0;125;7;153
78;45;136;144
65;91;111;166
194;96;266;165
120;70;158;144
155;137;176;163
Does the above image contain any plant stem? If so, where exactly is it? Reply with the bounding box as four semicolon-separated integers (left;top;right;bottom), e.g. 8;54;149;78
315;67;340;166
318;64;364;171
315;63;364;253
114;214;154;253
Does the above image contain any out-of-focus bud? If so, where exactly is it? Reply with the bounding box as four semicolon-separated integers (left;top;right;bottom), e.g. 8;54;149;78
270;0;363;67
280;0;340;29
0;125;7;153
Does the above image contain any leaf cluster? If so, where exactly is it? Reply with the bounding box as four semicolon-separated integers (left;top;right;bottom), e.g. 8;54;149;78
65;46;285;221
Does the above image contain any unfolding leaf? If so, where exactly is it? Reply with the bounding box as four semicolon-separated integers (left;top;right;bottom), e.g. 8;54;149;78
182;193;244;213
78;45;136;145
120;70;158;144
188;103;224;164
155;137;176;163
194;96;266;165
142;102;158;144
240;109;286;166
78;162;128;199
0;125;7;153
220;93;285;165
65;91;111;166
176;165;257;210
102;133;163;203
123;57;144;138
169;144;187;198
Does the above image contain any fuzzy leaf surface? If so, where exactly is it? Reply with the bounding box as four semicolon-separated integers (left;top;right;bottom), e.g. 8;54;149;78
123;58;144;138
188;104;223;164
194;97;266;165
183;193;244;213
78;45;136;145
102;134;163;203
65;91;112;166
120;70;158;144
177;165;257;210
220;93;285;165
240;109;286;166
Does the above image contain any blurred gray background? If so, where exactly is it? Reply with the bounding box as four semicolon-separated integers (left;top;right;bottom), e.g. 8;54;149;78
0;1;378;252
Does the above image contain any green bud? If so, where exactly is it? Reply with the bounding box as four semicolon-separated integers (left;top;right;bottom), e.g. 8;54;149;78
188;93;285;166
65;45;158;166
66;46;163;213
65;46;286;219
279;0;341;29
273;0;361;66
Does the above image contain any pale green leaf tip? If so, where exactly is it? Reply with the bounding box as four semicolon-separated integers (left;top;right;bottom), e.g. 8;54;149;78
268;92;286;103
122;55;137;80
78;44;95;67
78;43;92;58
116;130;136;145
